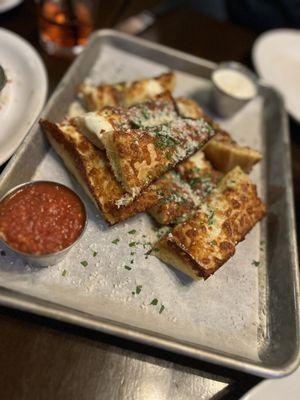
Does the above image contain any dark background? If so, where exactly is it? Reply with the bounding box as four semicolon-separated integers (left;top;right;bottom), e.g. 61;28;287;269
0;0;299;399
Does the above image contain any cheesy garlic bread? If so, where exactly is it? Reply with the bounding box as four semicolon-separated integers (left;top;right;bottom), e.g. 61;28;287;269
176;97;262;172
101;118;215;197
72;92;178;150
40;120;162;225
149;151;221;225
153;166;266;280
78;72;176;111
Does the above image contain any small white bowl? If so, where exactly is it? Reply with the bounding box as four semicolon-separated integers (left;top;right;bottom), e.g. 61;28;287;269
211;61;258;118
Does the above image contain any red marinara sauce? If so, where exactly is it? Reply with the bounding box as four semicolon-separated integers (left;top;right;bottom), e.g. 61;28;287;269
0;182;86;255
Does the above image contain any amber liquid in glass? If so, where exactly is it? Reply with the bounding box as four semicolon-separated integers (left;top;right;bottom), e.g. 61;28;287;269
38;0;93;55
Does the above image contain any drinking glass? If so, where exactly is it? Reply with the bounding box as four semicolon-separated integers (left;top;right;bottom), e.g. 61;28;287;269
36;0;96;57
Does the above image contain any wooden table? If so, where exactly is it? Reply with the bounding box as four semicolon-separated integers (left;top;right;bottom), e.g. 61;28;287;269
0;1;297;398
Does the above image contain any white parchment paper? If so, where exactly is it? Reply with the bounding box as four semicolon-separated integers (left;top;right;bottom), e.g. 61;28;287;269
0;44;266;361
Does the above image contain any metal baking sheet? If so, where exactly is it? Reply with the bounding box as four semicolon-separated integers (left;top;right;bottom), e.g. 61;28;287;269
0;30;298;378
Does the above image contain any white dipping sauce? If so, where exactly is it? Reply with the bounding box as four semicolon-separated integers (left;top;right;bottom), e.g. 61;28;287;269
213;69;257;99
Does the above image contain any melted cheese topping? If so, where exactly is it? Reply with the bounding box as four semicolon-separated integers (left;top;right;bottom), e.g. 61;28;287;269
76;113;113;136
213;69;257;99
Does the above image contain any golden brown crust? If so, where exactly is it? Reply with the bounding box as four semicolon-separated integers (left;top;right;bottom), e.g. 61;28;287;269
78;72;176;111
175;150;222;198
203;139;262;173
102;118;215;196
148;172;199;225
149;151;222;225
154;167;266;279
124;72;176;106
39;120;161;225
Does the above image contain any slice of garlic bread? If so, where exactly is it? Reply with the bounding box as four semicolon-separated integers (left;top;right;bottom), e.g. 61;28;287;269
176;97;262;172
148;171;199;225
153;166;266;280
72;93;177;150
203;138;262;173
40;120;161;225
175;150;222;198
101;118;215;197
149;151;221;225
78;72;176;111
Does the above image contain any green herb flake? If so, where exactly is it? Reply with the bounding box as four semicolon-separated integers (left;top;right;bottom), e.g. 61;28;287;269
93;251;98;257
150;298;158;306
124;265;132;271
210;240;217;246
130;251;135;256
129;241;137;247
208;210;215;226
80;260;88;267
62;269;67;277
112;238;120;245
252;260;260;267
128;229;137;235
152;247;160;253
159;304;165;314
136;285;142;294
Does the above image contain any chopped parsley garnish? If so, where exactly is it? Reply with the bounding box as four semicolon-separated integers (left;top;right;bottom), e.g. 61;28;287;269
136;285;142;294
124;265;132;270
130;251;135;256
159;305;165;314
132;285;142;295
210;240;217;246
142;235;146;238
208;210;215;225
252;260;260;267
93;251;98;257
128;229;137;235
189;177;203;188
152;247;160;252
192;166;201;174
80;260;88;267
112;238;120;245
166;151;173;160
130;259;134;264
141;108;150;119
62;269;67;277
153;125;180;149
150;298;158;305
159;190;188;205
129;241;137;247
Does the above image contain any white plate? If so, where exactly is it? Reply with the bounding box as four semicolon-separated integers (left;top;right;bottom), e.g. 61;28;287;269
0;0;23;14
0;28;47;165
241;365;300;400
252;29;300;122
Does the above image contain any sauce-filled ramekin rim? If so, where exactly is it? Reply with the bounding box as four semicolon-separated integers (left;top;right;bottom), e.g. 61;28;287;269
211;61;259;101
0;180;88;259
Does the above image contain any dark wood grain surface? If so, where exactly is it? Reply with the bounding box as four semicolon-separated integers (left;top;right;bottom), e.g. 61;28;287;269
0;1;298;399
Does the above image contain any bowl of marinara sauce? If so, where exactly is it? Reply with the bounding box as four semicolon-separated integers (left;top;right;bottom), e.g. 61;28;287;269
0;181;87;267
